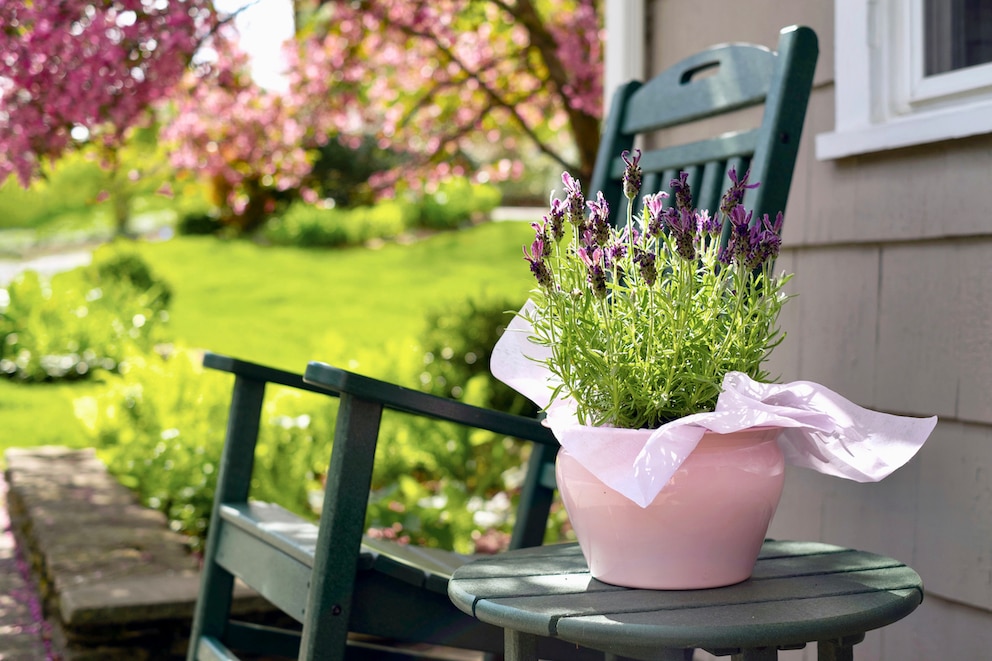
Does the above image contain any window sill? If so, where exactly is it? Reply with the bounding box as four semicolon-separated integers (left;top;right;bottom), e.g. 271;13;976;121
816;100;992;160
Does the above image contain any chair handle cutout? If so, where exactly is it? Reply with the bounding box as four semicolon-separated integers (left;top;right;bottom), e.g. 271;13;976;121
679;60;720;84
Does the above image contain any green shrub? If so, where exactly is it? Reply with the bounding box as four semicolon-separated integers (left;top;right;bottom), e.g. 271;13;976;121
262;200;412;247
0;244;171;381
262;176;502;248
90;244;173;307
363;295;543;552
76;346;339;552
419;295;534;415
76;348;228;545
0;153;107;230
177;211;224;236
307;135;407;208
77;296;567;555
416;178;502;230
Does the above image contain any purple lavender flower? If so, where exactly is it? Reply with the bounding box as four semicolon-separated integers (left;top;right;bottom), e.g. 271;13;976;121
633;247;657;286
665;207;697;261
643;192;668;237
621;148;642;200
586;191;611;246
562;172;585;227
578;245;608;298
720;167;759;219
766;210;784;236
523;231;553;289
695;209;722;238
744;212;784;270
606;239;627;264
670;171;692;212
720;205;753;266
545;195;567;242
530;221;553;257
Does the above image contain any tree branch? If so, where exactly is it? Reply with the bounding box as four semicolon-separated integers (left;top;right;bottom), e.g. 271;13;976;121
377;8;581;173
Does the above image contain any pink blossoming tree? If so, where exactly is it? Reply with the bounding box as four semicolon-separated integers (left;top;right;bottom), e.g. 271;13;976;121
160;30;329;230
294;0;603;194
2;0;603;231
0;0;217;233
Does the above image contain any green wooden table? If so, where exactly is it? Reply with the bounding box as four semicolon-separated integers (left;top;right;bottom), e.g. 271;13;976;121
448;540;922;661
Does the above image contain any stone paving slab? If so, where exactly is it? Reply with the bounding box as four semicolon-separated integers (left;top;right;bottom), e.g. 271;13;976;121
0;470;57;660
3;446;273;660
2;446;486;660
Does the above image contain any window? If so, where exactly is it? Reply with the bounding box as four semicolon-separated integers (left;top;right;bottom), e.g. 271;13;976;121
816;0;992;159
925;0;992;76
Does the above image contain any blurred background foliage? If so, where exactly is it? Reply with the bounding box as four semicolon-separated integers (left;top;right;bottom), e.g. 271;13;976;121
0;0;593;559
3;218;566;555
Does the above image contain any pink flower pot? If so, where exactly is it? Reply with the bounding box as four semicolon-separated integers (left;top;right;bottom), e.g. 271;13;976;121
556;428;785;589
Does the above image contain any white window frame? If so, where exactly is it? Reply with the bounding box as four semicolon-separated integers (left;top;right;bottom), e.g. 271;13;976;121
816;0;992;160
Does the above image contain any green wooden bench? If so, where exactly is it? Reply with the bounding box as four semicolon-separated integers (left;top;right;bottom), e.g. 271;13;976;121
186;25;817;661
187;354;578;660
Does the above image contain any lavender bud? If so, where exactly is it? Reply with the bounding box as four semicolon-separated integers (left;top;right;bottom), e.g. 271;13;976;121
531;260;553;288
670;171;692;212
621;149;642;200
530;221;553;257
586;191;611;246
588;266;607;298
523;243;553;289
547;196;566;242
675;232;695;261
720;167;759;219
643;192;667;237
696;209;722;237
634;248;657;286
663;207;697;261
562;172;585;227
745;212;784;269
723;205;754;267
607;239;627;263
578;246;608;298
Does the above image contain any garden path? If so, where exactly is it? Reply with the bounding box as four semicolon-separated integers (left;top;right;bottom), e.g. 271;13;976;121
0;250;92;286
0;472;58;660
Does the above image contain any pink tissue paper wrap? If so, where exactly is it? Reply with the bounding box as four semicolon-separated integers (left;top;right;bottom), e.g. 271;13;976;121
492;302;938;508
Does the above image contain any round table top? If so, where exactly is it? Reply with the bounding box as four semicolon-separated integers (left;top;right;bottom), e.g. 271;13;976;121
448;540;922;659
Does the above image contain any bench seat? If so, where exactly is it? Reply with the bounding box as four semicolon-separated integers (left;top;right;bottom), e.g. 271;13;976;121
200;498;607;660
217;501;469;610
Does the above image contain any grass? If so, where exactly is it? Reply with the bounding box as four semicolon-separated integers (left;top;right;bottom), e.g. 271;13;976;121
1;221;537;455
0;380;103;451
132;222;536;369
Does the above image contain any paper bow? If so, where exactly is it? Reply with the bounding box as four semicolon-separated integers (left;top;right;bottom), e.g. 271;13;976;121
492;303;938;508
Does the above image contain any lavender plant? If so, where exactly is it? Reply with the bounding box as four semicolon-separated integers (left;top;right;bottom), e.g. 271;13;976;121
522;150;791;429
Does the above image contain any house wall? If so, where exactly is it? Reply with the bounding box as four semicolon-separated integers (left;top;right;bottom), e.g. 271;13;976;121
643;1;992;659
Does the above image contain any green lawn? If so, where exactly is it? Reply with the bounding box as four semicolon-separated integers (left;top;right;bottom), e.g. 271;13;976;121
1;221;538;455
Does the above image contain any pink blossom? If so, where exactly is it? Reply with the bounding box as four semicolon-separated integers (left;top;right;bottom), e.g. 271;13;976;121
2;0;604;214
288;0;603;196
0;0;216;184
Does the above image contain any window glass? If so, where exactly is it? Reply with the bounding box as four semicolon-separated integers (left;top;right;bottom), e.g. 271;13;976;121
925;0;992;76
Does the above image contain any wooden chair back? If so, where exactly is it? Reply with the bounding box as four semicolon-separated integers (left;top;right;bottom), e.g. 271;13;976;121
591;25;818;232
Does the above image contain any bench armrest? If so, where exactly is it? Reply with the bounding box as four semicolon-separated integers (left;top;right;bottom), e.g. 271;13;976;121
202;352;557;447
304;361;557;447
203;352;338;396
